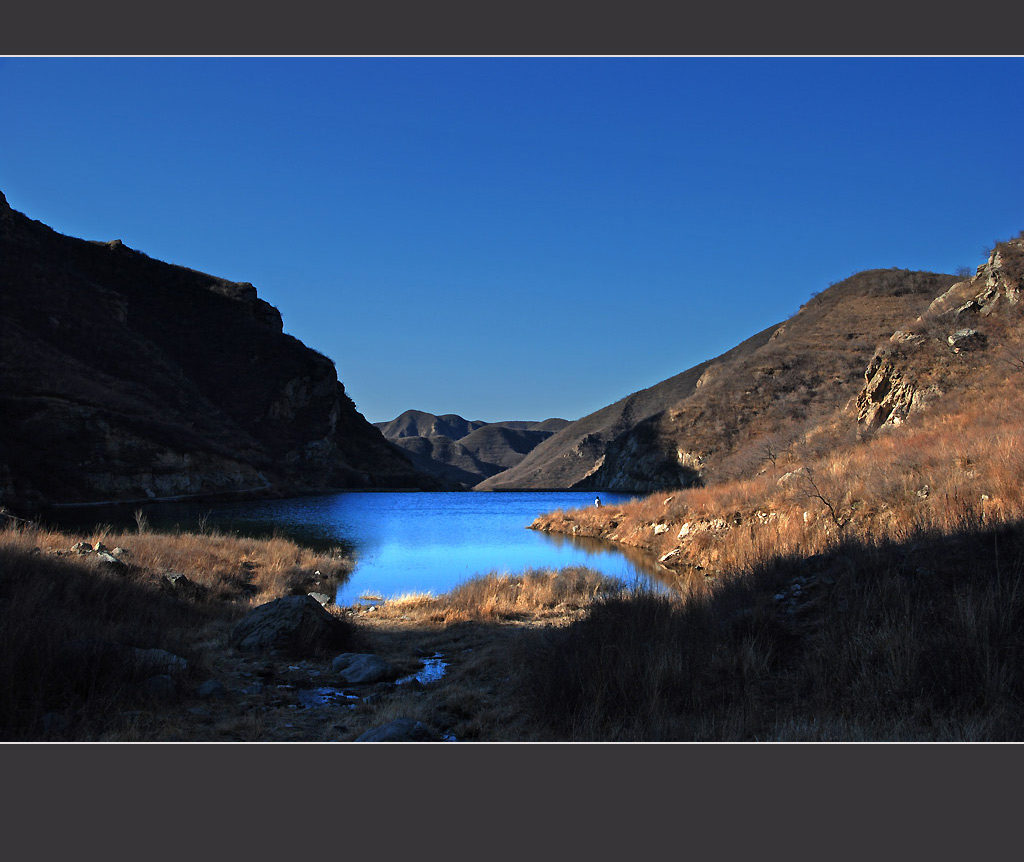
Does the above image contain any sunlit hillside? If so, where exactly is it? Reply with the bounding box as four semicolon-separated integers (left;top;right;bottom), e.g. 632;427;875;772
520;234;1024;740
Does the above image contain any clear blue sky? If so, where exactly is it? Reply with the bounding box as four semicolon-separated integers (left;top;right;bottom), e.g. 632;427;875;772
2;57;1022;424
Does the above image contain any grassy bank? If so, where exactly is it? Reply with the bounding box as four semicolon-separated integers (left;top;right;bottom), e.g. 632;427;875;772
0;516;628;741
7;511;1023;741
513;523;1024;740
0;517;352;740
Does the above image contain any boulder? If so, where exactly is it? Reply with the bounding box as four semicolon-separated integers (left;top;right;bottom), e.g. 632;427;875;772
331;652;397;684
136;674;177;701
196;679;227;699
127;647;188;677
56;639;187;681
230;595;350;656
95;550;126;568
355;717;441;742
947;328;987;352
163;572;205;599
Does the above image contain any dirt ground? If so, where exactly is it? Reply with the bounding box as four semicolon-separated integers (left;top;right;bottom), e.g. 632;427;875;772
117;602;579;743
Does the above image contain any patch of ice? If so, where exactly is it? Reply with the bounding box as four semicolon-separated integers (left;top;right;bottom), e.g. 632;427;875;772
296;687;360;708
396;653;447;686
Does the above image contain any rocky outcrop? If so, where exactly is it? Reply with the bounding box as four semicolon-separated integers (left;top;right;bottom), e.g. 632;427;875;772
856;235;1023;436
568;415;703;493
0;190;432;507
856;349;927;432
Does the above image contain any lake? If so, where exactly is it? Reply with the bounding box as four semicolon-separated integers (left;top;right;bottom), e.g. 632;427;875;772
40;490;673;604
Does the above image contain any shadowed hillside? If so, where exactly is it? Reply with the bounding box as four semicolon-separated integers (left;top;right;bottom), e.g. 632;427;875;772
0;191;432;508
477;324;781;490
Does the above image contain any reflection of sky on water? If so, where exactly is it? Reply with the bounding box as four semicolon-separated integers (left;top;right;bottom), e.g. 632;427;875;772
322;491;673;605
42;491;678;604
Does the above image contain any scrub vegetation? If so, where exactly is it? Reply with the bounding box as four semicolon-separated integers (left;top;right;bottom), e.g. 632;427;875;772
520;233;1024;740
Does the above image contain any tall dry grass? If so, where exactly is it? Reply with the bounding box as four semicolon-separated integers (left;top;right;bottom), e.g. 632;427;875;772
0;518;354;740
518;241;1024;739
370;566;625;625
513;524;1024;741
536;352;1024;584
10;520;352;603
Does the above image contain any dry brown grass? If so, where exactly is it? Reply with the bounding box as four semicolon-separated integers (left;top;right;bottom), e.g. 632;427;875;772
0;518;355;740
364;566;625;626
535;345;1024;583
12;520;352;604
515;239;1024;740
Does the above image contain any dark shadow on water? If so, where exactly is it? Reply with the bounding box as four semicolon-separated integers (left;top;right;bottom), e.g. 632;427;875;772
536;530;702;596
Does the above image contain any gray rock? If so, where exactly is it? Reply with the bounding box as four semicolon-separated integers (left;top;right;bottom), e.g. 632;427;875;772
196;679;227;699
162;571;206;599
331;652;397;684
127;647;188;676
136;674;177;701
95;551;126;567
230;595;350;655
57;639;185;681
71;542;92;554
355;717;440;742
308;591;333;606
777;467;811;487
947;328;986;352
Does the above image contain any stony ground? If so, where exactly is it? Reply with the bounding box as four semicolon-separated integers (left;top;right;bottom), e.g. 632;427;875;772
112;602;579;743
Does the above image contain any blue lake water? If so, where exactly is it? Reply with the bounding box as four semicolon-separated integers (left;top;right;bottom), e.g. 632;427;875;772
42;491;673;604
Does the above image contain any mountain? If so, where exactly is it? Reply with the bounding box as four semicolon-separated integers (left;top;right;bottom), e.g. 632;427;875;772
533;232;1024;580
374;410;570;489
374;410;488;441
480;268;962;492
0;190;432;508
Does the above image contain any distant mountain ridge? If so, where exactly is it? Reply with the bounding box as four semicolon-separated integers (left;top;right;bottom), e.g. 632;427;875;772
0;190;433;508
374;410;570;489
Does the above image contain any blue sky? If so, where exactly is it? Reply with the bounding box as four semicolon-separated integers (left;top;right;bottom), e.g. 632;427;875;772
2;57;1022;423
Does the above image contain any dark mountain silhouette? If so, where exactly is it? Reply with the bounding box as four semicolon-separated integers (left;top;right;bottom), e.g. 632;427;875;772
0;190;433;508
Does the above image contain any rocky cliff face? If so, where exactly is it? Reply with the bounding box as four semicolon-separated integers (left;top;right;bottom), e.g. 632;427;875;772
856;237;1023;436
0;190;430;507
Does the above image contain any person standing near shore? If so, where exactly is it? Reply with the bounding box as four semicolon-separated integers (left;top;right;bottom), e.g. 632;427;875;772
595;496;602;507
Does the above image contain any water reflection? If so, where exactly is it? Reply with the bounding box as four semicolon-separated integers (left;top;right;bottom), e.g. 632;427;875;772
539;531;697;595
39;490;683;603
